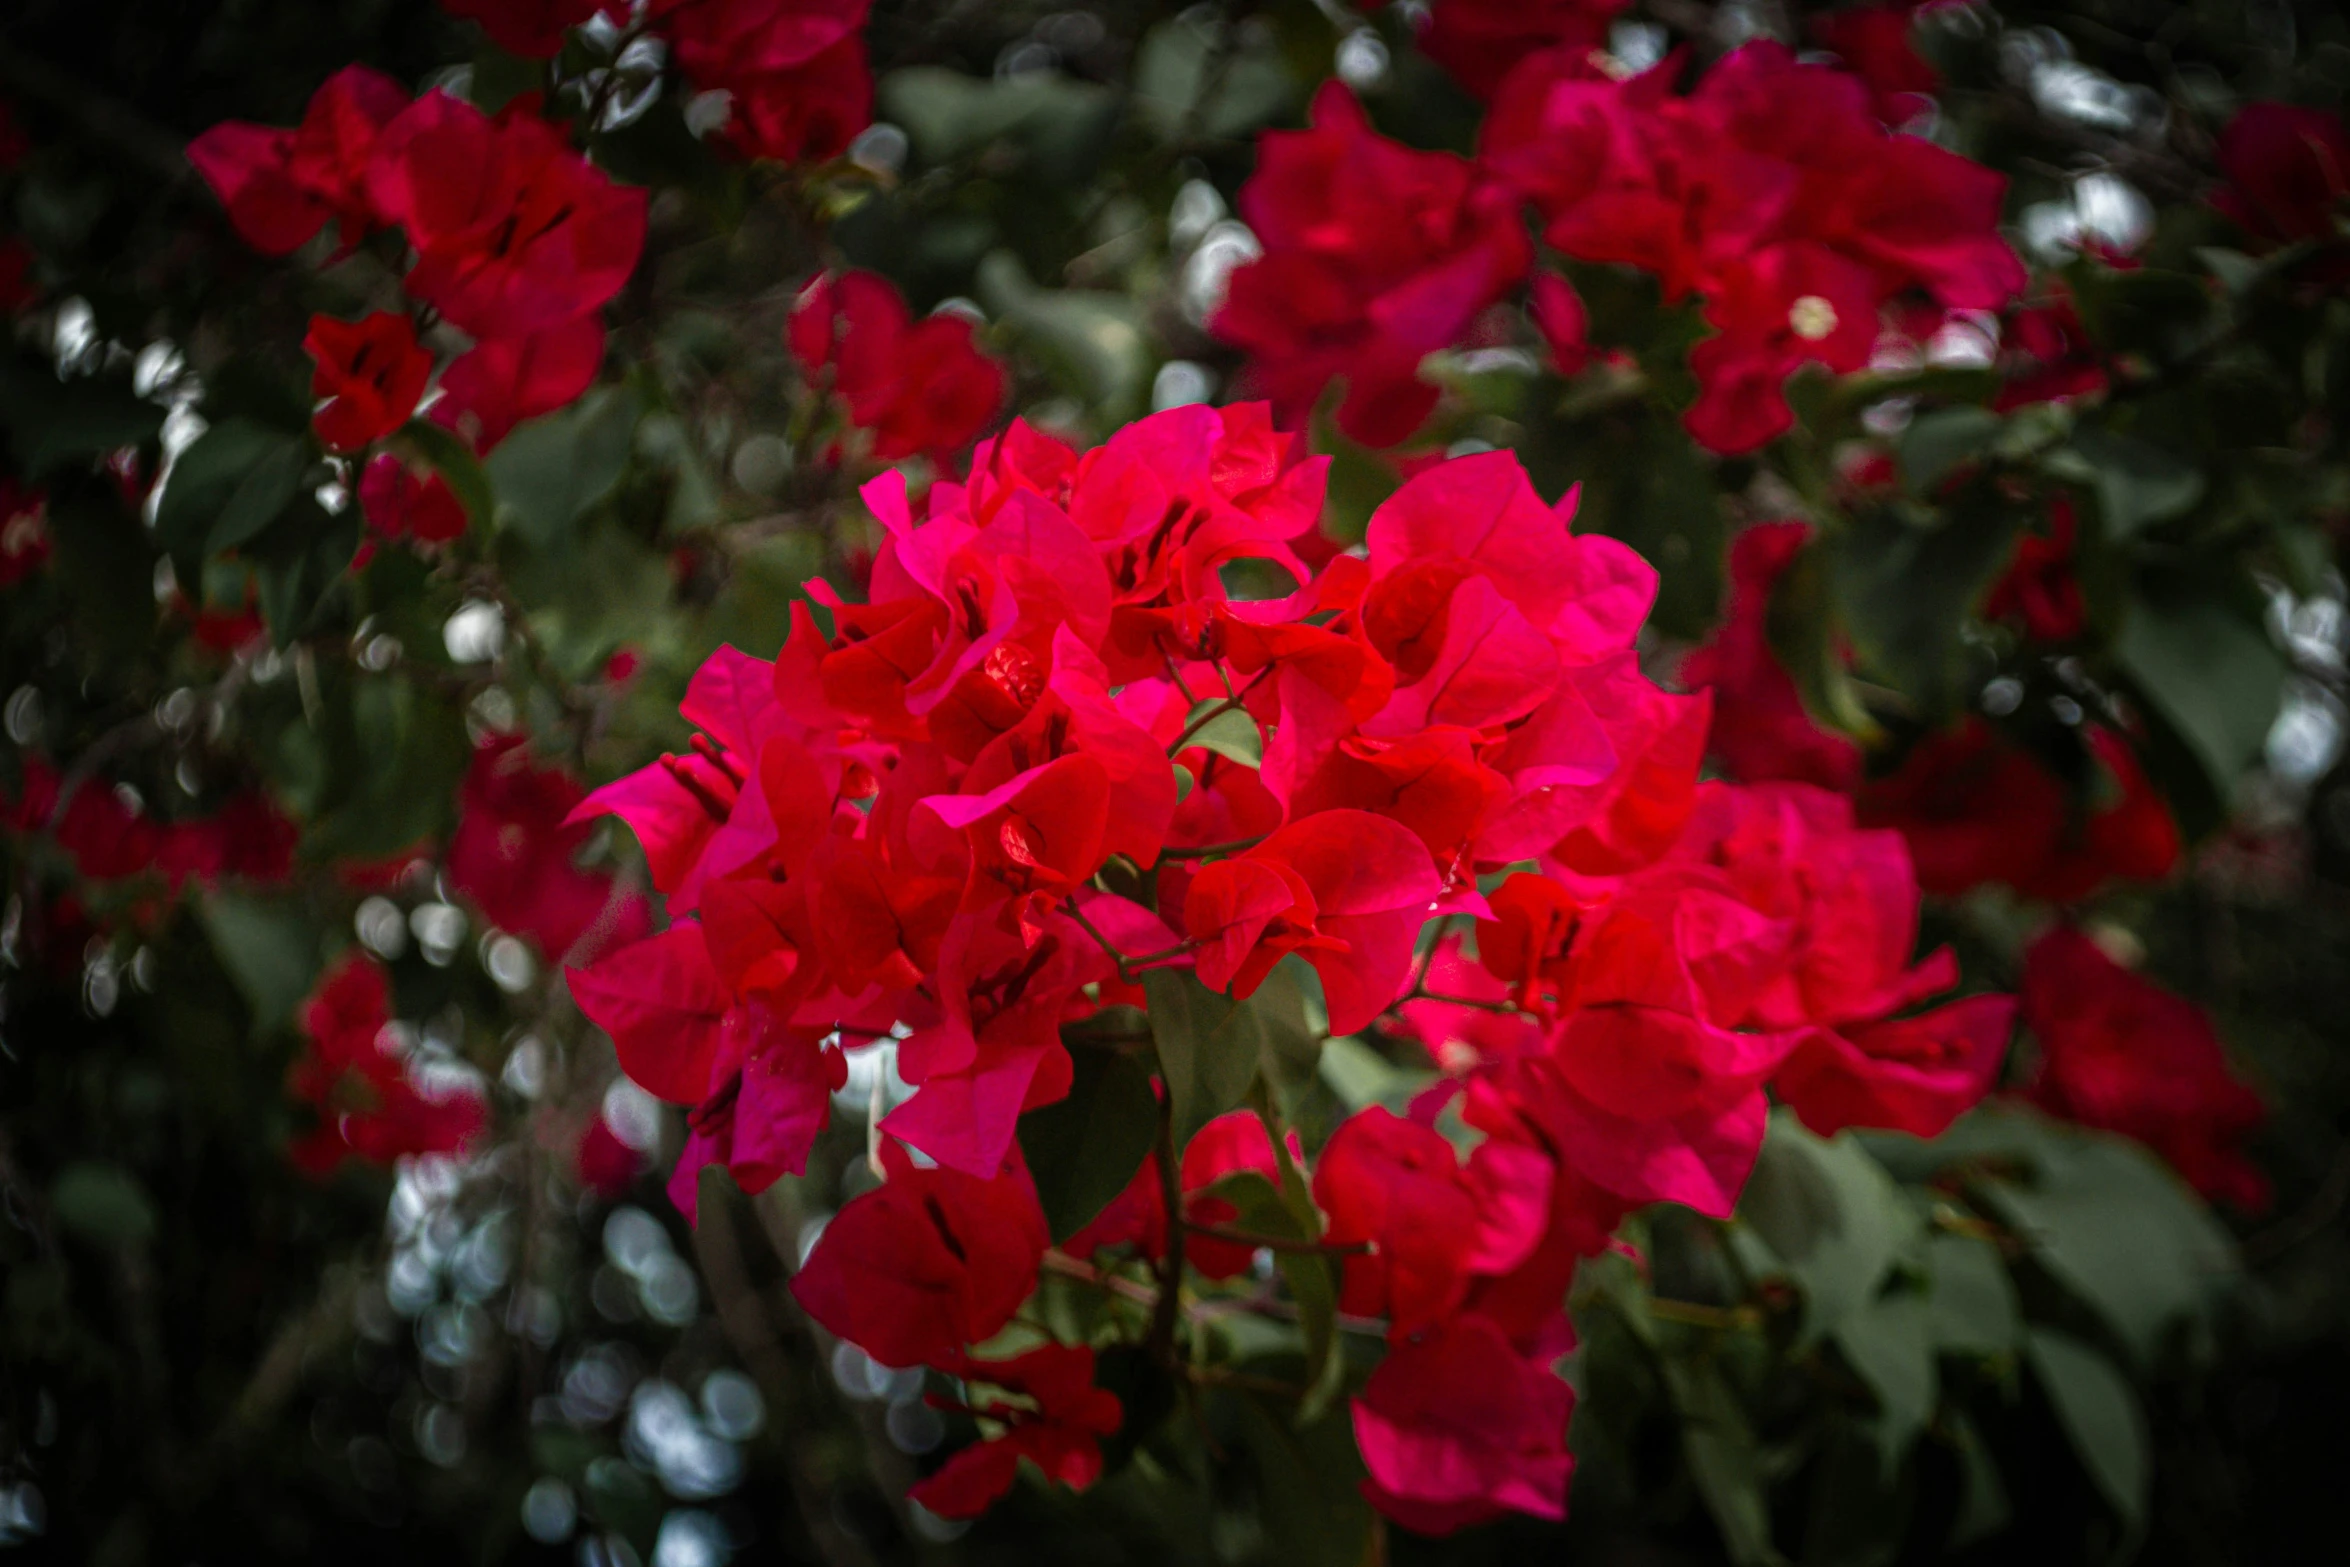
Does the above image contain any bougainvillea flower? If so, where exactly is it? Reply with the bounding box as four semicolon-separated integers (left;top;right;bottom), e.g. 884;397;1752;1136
1179;1110;1289;1279
1683;241;1883;454
1185;809;1442;1035
1775;995;2016;1139
431;316;606;453
910;1344;1123;1519
359;454;468;544
188;65;408;254
714;33;875;165
439;0;606;57
1678;522;1862;791
648;0;870;81
790;270;1006;461
286;952;486;1173
367;91;647;336
1351;1313;1574;1534
0;479;51;588
305;311;433;452
155;791;300;890
1984;495;2090;642
569;922;735;1105
1397;0;1629;102
448;736;648;960
1809;2;1942;126
2021;928;2269;1210
1530;271;1591;375
1215;82;1531;447
789;1154;1050;1368
2213;102;2350;248
666;1005;848;1217
1312;1106;1553;1336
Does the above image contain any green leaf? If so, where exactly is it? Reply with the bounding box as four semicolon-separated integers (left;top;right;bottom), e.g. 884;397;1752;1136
1943;1409;2013;1549
1134;13;1299;143
1974;1130;2237;1370
2114;571;2285;804
152;419;294;579
206;434;312;555
50;1162;158;1247
1548;411;1725;638
1765;537;1881;743
976;251;1152;424
1019;1046;1160;1244
1832;1287;1937;1469
1663;1356;1786;1567
1225;1391;1370;1567
1923;1231;2021;1358
1208;1168;1339;1404
1898;405;2003;495
1832;493;2021;716
877;67;1123;184
2062;427;2205;539
1181;700;1264;768
392;418;497;529
2026;1327;2149;1533
1316;1034;1435;1114
1143;967;1271;1152
485;385;643;546
0;354;165;478
197;893;327;1032
1737;1114;1922;1349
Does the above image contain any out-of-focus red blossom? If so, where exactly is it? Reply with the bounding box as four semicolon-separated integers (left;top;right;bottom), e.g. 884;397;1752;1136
447;736;649;959
287;952;486;1174
365;91;647;337
1679;522;1863;792
1352;1314;1575;1532
647;0;873;163
1985;496;2089;642
1995;294;2109;411
788;271;1006;462
909;1344;1123;1519
304;311;432;452
1484;41;2025;452
2021;928;2269;1211
184;591;267;654
788;1149;1049;1369
0;238;38;315
439;0;606;56
2213;102;2350;251
1214;82;1532;447
1;479;52;587
188;65;409;254
1529;271;1592;375
1858;719;2180;901
1809;2;1943;127
573;1115;645;1197
156;792;300;889
431;317;607;453
1371;0;1628;102
359;454;468;545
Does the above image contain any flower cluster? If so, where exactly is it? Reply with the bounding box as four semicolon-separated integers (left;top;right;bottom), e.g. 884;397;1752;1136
565;410;2012;1530
788;270;1008;464
189;65;649;535
287;951;487;1174
1213;41;2027;455
2;757;297;891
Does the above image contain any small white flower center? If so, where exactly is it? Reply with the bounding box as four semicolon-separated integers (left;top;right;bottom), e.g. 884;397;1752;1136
1788;295;1840;342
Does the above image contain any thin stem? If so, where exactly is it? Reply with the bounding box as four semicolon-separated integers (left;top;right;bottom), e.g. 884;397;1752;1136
1168;669;1270;755
1156;835;1268;861
1185;1223;1371;1258
1146;1089;1187;1371
1413;990;1525;1015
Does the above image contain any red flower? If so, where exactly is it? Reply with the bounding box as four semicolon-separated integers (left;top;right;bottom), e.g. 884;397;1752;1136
909;1344;1123;1519
305;312;433;452
440;0;607;57
366;91;647;337
1994;294;2109;411
789;271;1005;462
1185;810;1443;1036
1857;720;2180;901
359;454;468;545
1;479;52;588
1809;2;1942;127
156;792;300;890
188;65;409;255
2214;102;2350;249
2021;928;2268;1211
648;0;874;164
1214;83;1531;447
1386;0;1629;102
1984;496;2090;643
431;317;606;452
287;952;487;1173
1684;242;1882;454
448;735;650;960
1313;1106;1553;1337
1679;521;1863;791
1351;1314;1575;1534
788;1152;1049;1368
